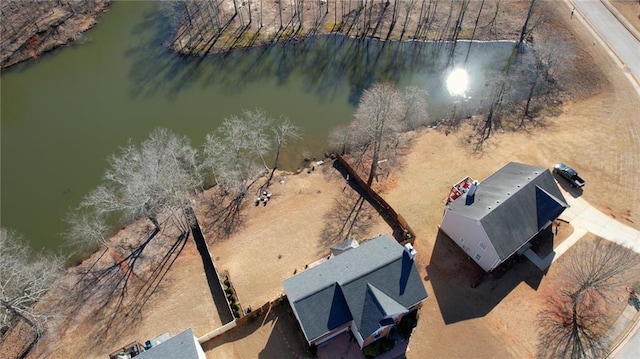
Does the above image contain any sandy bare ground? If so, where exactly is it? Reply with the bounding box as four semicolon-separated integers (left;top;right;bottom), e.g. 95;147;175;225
196;166;392;310
3;1;640;358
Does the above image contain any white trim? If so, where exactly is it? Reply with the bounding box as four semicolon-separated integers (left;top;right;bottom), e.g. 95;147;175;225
314;326;349;346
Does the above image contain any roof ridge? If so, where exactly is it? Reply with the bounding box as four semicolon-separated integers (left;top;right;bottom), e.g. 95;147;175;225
339;256;401;287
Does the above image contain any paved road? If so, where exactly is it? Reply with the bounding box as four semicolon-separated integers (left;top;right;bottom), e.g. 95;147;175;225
572;0;640;81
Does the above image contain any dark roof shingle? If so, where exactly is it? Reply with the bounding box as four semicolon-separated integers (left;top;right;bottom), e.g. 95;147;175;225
283;235;428;342
447;162;567;259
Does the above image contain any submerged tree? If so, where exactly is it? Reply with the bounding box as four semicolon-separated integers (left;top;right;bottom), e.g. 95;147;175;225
537;237;640;359
0;228;64;356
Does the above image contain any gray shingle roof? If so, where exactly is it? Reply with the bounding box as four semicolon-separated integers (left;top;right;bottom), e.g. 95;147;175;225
330;238;360;256
447;162;567;259
283;235;428;342
135;328;202;359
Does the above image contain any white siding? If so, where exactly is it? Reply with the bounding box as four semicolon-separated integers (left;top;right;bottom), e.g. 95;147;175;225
192;335;207;359
350;322;364;348
440;210;501;271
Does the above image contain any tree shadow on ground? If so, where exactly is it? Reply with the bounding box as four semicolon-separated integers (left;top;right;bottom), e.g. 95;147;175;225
60;228;189;353
202;190;247;241
427;229;545;324
328;160;409;244
319;188;377;252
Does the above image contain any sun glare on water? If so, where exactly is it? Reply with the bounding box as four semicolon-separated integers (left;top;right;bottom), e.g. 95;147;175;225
446;68;469;97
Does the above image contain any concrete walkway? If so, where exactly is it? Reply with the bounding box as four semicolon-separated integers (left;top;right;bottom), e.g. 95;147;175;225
554;189;640;260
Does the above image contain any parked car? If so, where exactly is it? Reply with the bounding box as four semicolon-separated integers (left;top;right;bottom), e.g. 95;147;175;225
553;163;586;188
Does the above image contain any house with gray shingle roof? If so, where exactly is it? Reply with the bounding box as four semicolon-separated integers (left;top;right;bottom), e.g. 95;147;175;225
440;162;567;272
134;328;205;359
282;234;428;349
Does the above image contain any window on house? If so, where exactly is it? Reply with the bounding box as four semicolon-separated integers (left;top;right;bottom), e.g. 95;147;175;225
475;253;482;261
479;242;487;251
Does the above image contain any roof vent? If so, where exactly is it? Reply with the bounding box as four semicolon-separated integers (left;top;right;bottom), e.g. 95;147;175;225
465;180;480;206
404;243;417;261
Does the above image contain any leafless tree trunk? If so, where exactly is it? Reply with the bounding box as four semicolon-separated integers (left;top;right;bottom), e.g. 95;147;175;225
74;129;203;304
268;118;302;185
333;83;427;185
465;0;486;63
487;0;502;36
400;0;417;41
517;0;537;53
278;0;284;29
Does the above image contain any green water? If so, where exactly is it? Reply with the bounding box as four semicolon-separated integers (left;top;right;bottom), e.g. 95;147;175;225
1;1;519;251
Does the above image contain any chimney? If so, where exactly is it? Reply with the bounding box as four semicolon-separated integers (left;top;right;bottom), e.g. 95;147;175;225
404;243;417;260
465;180;480;206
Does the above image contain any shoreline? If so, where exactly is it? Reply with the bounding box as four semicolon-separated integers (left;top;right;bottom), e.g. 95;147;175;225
167;1;534;56
0;1;111;71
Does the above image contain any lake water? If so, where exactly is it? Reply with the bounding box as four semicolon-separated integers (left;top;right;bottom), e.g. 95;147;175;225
1;1;520;251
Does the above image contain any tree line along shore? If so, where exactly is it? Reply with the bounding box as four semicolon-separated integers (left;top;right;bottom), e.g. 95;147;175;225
2;0;541;69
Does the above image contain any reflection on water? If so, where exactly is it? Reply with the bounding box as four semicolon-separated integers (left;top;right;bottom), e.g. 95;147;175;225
446;68;469;97
1;1;532;251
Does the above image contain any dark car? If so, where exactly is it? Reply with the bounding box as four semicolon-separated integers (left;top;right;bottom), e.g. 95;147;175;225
553;163;586;188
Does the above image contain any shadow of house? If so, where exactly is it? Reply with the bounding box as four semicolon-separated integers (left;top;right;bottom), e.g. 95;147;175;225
428;229;544;324
258;303;316;359
201;300;312;358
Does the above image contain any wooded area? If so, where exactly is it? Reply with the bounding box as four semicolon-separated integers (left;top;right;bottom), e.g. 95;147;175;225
0;0;110;69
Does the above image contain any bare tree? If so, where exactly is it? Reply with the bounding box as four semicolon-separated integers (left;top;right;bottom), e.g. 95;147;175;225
70;128;205;322
401;85;430;130
203;109;272;192
81;128;202;235
340;83;408;185
202;109;274;234
330;84;428;184
65;210;111;249
268;118;302;184
537;237;640;359
521;38;574;122
0;228;64;355
517;0;546;54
